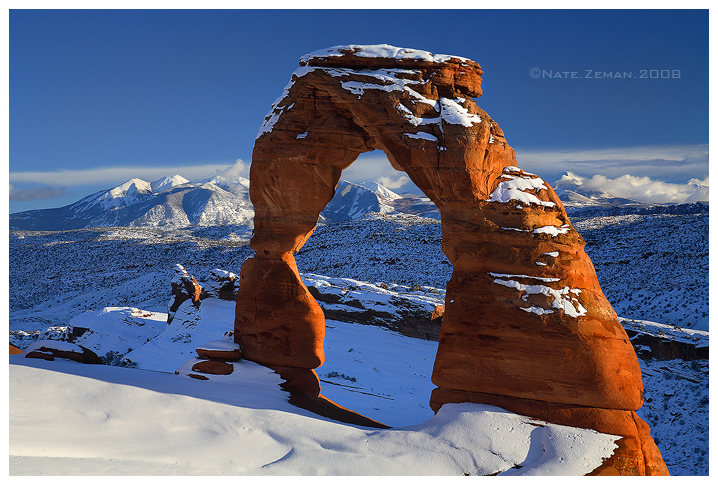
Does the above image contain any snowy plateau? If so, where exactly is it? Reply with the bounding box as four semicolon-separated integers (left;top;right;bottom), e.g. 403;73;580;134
8;179;709;476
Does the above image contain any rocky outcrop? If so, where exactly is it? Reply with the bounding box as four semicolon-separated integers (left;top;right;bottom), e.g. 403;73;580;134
168;264;205;324
205;269;239;301
628;331;708;361
234;44;667;474
306;281;443;341
620;318;708;361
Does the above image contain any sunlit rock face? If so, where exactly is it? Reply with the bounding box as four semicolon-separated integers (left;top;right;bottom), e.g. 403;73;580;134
234;45;667;475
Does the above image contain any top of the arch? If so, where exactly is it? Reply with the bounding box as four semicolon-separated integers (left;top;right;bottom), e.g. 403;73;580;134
299;44;482;71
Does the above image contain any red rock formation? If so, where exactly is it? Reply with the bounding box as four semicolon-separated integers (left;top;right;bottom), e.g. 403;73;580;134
234;44;667;475
10;344;23;354
431;305;445;322
168;264;204;324
235;253;325;368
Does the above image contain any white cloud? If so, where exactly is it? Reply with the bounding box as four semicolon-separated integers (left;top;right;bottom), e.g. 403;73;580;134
557;171;709;204
211;159;247;180
688;176;709;187
376;175;411;190
9;162;241;187
518;144;707;163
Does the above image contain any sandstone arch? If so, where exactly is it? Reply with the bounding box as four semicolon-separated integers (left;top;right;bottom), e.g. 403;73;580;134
234;45;667;474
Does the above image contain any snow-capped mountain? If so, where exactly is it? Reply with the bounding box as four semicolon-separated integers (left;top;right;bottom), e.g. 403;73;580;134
9;176;254;230
8;176;440;230
198;174;251;197
319;180;397;223
320;180;443;222
151;175;190;193
11;170;704;231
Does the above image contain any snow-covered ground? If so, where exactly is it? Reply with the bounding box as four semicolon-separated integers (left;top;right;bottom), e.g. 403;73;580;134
10;310;621;476
574;212;708;331
8;211;709;475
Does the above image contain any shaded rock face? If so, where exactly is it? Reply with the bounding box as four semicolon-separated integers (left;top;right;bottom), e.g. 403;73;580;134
205;269;239;301
234;44;666;475
306;284;442;341
627;330;708;361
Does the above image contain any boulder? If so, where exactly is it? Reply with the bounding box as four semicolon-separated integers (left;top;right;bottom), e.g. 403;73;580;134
196;339;242;361
25;339;102;364
25;350;55;361
191;359;235;375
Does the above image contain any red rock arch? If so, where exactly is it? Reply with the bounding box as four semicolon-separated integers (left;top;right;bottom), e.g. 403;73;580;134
235;45;667;474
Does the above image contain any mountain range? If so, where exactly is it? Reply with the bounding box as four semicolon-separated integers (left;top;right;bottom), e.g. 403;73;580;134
8;172;704;230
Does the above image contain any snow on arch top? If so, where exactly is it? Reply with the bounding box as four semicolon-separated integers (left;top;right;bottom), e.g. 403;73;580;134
300;44;474;64
299;44;482;75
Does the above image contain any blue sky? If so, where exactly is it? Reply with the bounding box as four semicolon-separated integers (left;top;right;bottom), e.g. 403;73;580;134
8;8;709;213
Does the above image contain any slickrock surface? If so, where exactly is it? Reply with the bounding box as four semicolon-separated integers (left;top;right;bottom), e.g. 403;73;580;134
234;44;667;475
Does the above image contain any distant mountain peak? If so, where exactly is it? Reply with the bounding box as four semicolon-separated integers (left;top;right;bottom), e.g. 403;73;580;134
93;178;152;210
110;178;152;196
201;174;250;187
151;175;190;193
372;183;403;201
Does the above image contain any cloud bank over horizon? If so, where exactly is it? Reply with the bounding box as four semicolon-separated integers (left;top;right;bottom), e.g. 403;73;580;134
555;172;709;204
514;144;708;183
9;162;244;188
7;144;709;209
8;184;69;202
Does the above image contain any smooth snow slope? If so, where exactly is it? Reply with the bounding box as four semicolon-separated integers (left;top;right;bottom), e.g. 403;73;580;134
9;355;620;476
